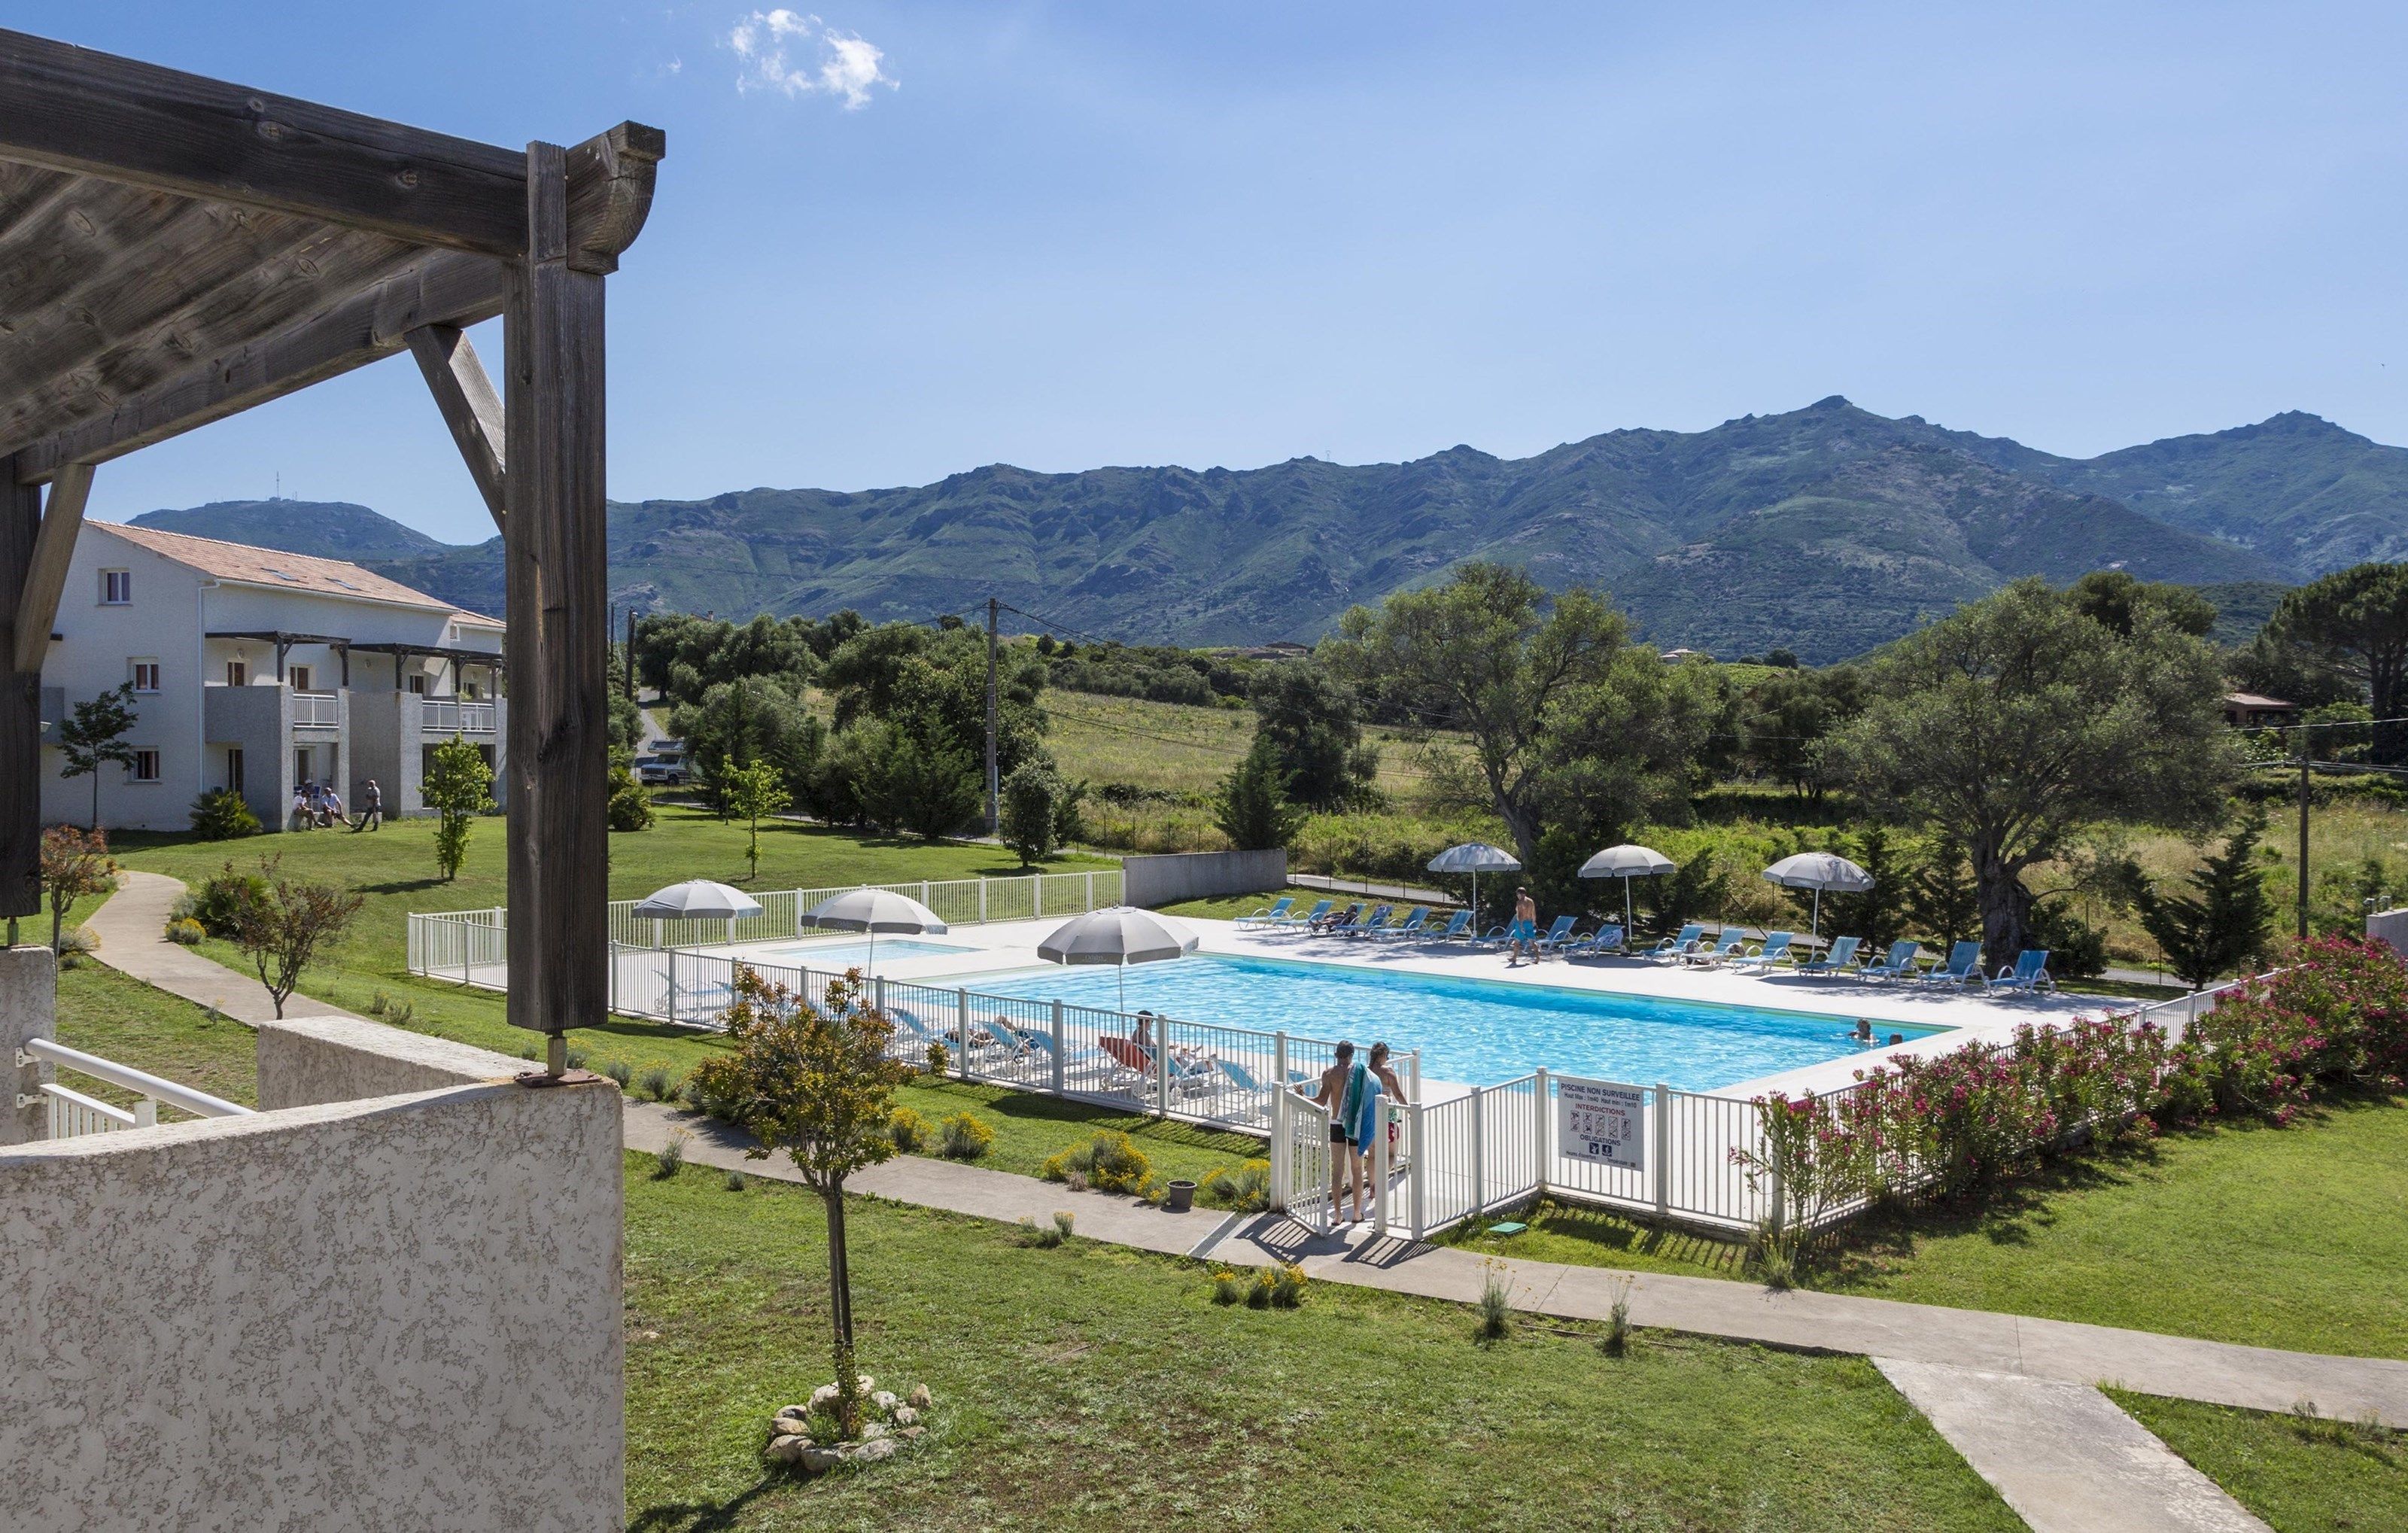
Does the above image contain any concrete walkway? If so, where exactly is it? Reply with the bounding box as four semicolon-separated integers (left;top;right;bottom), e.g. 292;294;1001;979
84;874;2403;1531
85;871;348;1023
619;1098;2408;1427
1877;1360;2270;1533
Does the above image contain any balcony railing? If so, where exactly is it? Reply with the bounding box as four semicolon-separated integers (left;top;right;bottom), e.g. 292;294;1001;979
17;1036;253;1141
421;698;497;733
290;690;339;727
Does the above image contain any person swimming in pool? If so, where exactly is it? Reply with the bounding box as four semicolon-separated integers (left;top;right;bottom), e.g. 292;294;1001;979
1852;1019;1874;1042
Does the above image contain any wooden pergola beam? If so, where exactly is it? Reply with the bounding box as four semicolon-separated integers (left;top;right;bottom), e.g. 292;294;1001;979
0;28;526;256
1;456;40;919
11;463;90;676
9;250;507;482
406;325;507;531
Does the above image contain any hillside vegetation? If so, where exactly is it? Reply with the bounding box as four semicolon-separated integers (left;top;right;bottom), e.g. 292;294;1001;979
135;396;2408;662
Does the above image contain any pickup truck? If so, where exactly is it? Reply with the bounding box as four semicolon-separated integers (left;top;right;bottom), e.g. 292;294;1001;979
634;754;689;786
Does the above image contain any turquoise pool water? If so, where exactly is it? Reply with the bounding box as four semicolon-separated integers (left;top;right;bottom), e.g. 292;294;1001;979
753;938;965;969
956;954;1935;1090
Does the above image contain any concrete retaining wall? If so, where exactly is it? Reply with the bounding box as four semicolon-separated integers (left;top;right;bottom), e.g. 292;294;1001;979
2;944;54;1145
1122;848;1288;908
0;1058;624;1531
255;1013;523;1110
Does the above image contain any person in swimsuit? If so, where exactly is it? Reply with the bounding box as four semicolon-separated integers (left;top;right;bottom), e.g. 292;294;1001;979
1369;1042;1409;1170
1507;886;1538;966
1308;1042;1365;1222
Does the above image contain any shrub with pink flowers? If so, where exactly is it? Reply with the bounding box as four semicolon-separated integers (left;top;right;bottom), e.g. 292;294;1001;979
1737;938;2408;1243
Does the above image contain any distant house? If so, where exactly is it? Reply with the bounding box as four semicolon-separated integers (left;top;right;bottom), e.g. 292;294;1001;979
38;523;506;832
1660;647;1711;663
1233;640;1313;661
2223;692;2299;730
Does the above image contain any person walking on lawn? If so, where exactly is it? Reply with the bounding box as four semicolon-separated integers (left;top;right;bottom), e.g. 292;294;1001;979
351;777;384;832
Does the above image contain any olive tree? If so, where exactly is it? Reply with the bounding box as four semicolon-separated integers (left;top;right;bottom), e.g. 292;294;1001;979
1826;579;2232;963
1324;562;1713;894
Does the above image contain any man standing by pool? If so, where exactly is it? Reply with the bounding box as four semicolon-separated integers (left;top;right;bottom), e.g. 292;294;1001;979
1307;1042;1367;1223
1507;886;1538;966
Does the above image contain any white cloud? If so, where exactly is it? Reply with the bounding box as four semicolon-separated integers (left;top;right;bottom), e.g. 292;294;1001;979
727;10;896;108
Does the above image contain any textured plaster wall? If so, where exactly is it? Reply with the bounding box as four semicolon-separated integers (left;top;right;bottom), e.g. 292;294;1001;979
254;1012;523;1109
0;1078;625;1532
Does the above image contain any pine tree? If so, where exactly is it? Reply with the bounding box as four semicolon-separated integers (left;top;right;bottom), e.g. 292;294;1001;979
2134;811;2277;989
1907;835;1981;948
1214;734;1304;852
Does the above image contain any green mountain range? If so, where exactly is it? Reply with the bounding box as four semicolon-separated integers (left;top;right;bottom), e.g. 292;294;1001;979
126;398;2408;662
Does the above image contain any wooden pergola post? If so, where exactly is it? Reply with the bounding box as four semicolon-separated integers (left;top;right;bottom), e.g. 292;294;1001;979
0;458;40;926
503;141;610;1067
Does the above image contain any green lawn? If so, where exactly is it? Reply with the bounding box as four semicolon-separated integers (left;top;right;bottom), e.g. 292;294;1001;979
1444;1096;2408;1359
2110;1391;2408;1533
49;962;260;1113
625;1159;2016;1532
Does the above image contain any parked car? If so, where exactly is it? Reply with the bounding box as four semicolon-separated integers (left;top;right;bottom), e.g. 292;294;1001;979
634;754;689;786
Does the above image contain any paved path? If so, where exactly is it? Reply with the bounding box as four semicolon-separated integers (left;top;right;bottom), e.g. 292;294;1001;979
87;871;348;1024
1877;1360;2270;1533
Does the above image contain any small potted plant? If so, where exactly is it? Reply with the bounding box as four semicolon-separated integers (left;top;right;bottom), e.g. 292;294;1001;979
1163;1178;1197;1213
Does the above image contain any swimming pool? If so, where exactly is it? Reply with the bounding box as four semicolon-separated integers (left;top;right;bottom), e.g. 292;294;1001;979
953;954;1936;1090
751;938;966;969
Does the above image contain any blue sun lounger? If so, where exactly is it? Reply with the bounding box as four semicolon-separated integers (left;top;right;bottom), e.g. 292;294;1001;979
1420;910;1476;944
1530;915;1579;955
1794;935;1865;976
1990;949;2054;995
1647;923;1707;963
1687;932;1749;967
1859;939;1921;981
1376;905;1434;941
1731;932;1797;973
1565;923;1626;957
1337;902;1394;937
1919;940;1985;987
1236;896;1294;931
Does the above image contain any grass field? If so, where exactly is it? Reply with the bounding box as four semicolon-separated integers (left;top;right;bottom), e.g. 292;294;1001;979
50;962;260;1114
625;1159;2017;1532
1444;1094;2408;1359
2110;1391;2408;1533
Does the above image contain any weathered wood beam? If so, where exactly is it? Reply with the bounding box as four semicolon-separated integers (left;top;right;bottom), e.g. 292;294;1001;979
12;461;89;675
503;141;609;1039
9;249;507;481
406;324;507;531
1;455;40;919
563;122;667;275
0;27;526;256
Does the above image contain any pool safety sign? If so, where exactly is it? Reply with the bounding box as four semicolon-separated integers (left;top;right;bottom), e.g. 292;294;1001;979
1558;1078;1648;1170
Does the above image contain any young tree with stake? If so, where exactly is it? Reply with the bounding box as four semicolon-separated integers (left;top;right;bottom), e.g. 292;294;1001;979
725;757;791;878
690;967;910;1437
56;683;139;830
422;735;494;881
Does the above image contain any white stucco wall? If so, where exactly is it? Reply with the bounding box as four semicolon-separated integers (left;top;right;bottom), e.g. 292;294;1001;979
38;533;204;832
0;1073;625;1531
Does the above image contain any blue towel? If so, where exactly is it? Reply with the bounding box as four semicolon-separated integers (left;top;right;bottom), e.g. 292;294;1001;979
1339;1060;1382;1146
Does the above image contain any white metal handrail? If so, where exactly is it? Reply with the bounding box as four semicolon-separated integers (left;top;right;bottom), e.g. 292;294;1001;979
421;698;497;733
21;1036;254;1124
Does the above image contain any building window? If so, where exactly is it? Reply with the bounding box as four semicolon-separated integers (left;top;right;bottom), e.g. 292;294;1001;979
129;660;160;692
100;569;131;604
406;673;426;695
226;659;247;686
227;748;245;793
289;665;312;692
129;750;160;783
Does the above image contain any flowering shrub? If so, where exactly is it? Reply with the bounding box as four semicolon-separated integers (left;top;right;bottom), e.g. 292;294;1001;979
1740;938;2408;1241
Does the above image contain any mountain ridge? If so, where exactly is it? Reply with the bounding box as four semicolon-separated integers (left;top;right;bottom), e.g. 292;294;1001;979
126;399;2406;662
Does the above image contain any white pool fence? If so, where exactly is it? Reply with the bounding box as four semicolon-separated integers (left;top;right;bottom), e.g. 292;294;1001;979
407;885;2270;1243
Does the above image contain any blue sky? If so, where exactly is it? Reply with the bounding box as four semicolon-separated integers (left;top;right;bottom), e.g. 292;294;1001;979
22;2;2408;546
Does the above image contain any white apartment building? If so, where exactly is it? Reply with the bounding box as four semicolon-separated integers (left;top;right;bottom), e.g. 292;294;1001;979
38;522;506;832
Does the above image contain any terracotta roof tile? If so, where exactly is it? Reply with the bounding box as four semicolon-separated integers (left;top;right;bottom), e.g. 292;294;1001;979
96;522;493;625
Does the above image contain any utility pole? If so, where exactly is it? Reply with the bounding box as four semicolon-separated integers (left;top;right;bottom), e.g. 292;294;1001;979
624;607;637;702
985;597;1001;835
2297;735;2312;942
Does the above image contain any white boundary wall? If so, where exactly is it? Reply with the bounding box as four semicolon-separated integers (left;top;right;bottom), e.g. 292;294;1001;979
1121;850;1286;907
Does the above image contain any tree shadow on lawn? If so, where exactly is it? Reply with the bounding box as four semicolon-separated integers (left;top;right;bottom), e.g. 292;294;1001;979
628;1477;778;1533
